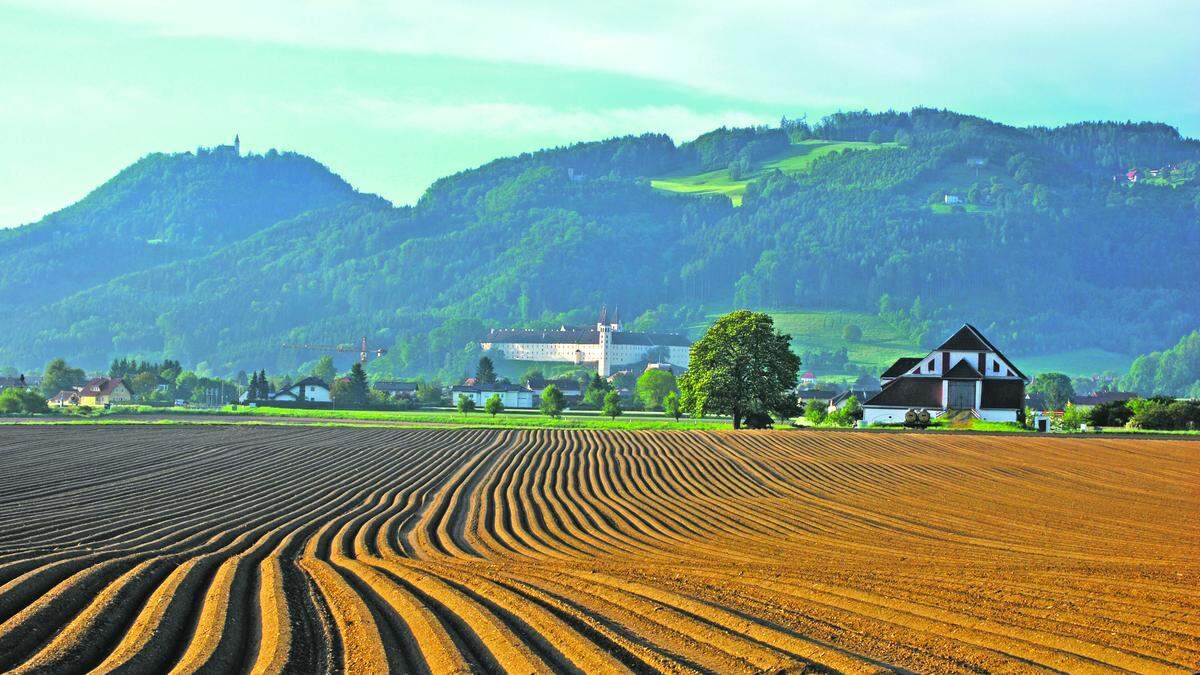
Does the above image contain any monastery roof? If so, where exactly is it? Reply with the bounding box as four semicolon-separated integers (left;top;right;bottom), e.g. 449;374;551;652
484;327;690;347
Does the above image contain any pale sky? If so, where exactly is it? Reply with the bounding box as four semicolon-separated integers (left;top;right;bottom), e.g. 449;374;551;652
1;0;1197;228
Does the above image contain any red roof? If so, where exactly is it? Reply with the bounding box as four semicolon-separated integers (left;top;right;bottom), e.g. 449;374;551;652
80;377;127;396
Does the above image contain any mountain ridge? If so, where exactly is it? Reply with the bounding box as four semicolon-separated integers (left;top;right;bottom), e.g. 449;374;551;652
2;108;1197;380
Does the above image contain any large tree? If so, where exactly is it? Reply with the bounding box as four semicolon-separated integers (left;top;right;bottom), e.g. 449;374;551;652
40;358;86;397
539;384;566;418
635;369;677;410
312;356;337;385
1029;372;1074;410
678;310;801;429
603;391;623;420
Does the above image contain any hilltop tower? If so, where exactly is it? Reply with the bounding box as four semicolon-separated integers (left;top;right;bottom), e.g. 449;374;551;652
233;134;240;156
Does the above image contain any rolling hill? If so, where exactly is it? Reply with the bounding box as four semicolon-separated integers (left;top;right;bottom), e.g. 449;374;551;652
0;108;1197;381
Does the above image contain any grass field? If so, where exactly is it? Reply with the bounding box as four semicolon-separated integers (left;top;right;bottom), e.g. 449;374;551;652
930;202;989;214
0;425;1196;672
201;405;733;430
651;140;892;206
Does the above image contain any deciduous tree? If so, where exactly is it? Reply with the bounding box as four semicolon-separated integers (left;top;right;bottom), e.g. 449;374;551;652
603;391;622;420
40;358;85;397
1029;372;1074;410
635;369;677;410
662;391;682;421
485;393;504;417
540;384;565;419
313;356;336;385
678;310;801;429
457;393;476;414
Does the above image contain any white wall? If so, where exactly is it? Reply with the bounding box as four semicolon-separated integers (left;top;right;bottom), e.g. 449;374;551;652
457;389;535;409
481;339;690;374
977;409;1019;422
863;407;917;425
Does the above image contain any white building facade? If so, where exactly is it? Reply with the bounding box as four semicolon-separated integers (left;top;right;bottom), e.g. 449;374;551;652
272;377;332;403
863;324;1028;425
481;311;690;377
450;384;536;409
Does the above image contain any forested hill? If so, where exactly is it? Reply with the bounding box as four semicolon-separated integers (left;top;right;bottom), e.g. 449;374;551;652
1;108;1198;380
0;145;373;311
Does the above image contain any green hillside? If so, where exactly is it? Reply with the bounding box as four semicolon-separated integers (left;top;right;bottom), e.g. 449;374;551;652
651;139;891;205
764;310;915;370
0;108;1197;382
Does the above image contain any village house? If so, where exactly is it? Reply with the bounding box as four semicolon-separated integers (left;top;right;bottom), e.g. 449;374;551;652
450;383;536;409
76;377;133;407
373;380;419;399
48;390;81;407
524;375;584;399
271;377;332;403
862;324;1028;425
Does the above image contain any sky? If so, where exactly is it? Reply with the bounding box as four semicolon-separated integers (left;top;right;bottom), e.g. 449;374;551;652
1;0;1197;228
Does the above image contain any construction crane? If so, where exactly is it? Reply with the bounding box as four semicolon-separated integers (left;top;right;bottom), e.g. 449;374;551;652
281;336;388;364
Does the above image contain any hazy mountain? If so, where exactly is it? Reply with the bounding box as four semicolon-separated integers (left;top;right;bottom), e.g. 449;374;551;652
2;109;1197;379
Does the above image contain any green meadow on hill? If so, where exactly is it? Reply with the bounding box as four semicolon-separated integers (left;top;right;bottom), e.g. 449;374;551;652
651;139;892;205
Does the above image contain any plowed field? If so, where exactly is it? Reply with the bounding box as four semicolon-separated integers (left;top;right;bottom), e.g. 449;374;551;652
0;426;1197;673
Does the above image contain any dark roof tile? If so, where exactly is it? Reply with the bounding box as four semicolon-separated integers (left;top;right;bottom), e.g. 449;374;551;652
944;360;983;379
881;357;922;379
864;377;943;408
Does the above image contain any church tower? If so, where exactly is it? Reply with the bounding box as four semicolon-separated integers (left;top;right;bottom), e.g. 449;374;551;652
233;134;240;156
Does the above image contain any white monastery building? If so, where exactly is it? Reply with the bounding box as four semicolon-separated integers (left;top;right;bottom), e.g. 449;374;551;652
480;308;690;376
862;324;1028;425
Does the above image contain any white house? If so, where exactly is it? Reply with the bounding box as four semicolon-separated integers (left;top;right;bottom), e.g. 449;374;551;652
450;383;536;409
272;376;332;403
943;194;963;204
862;324;1028;425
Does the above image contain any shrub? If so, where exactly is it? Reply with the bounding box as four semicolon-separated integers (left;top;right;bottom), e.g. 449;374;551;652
0;388;50;414
804;399;827;425
842;324;863;342
484;394;504;417
744;411;774;429
1059;403;1087;430
456;394;476;415
1087;399;1133;427
1129;397;1200;430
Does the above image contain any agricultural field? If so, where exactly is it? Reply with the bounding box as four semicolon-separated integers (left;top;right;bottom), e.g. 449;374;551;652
651;140;892;206
0;426;1197;673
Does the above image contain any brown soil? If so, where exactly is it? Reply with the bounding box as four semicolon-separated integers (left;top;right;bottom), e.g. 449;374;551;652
0;425;1196;673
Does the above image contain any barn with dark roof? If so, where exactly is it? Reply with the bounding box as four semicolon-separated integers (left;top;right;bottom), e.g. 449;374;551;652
863;324;1029;425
